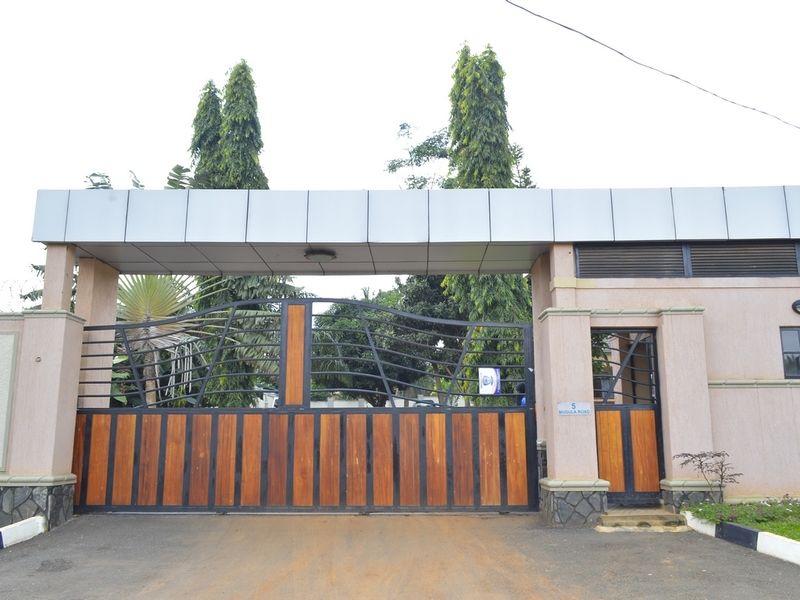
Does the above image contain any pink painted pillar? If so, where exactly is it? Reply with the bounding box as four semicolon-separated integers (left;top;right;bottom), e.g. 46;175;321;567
532;244;608;525
75;258;120;408
657;310;719;507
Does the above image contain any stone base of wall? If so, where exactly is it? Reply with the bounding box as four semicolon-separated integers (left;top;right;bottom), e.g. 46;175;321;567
0;476;75;530
539;479;609;527
536;440;548;479
661;479;722;512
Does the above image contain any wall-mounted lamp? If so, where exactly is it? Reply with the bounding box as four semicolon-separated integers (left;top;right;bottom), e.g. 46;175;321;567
792;300;800;314
304;248;337;263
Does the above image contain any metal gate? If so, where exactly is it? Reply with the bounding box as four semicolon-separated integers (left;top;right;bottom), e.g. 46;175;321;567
73;298;537;512
592;329;663;505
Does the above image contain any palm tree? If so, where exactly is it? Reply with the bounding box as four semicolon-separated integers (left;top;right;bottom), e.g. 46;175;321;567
117;275;208;405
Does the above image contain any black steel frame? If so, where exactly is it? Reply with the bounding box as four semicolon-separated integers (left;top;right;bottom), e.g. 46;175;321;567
80;297;534;411
75;405;538;514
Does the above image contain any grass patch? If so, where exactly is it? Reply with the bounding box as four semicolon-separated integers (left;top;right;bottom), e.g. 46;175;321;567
688;496;800;541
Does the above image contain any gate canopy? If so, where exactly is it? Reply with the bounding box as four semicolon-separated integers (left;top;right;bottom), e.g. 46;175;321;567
32;186;799;275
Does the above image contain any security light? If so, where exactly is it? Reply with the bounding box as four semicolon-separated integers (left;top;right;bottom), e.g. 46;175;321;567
304;248;337;262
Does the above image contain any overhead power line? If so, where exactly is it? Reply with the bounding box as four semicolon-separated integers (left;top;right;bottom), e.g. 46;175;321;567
503;0;800;131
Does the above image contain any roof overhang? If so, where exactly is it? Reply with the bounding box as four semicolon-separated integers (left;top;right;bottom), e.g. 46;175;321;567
31;186;800;275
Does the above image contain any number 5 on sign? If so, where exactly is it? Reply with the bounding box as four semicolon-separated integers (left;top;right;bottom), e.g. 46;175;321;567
558;402;592;416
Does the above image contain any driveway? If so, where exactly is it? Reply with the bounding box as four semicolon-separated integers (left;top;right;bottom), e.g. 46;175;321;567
1;513;798;599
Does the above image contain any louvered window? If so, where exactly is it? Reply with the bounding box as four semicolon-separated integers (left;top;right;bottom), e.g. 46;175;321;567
690;242;798;277
575;241;799;278
576;244;685;278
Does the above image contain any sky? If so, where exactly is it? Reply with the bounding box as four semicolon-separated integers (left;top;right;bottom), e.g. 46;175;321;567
1;0;798;308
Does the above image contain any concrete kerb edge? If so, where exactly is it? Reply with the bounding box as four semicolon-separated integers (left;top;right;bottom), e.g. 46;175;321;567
683;510;800;567
0;515;47;549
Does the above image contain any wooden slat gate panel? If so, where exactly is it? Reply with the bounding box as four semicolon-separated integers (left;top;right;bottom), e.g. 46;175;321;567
73;407;537;513
595;404;661;504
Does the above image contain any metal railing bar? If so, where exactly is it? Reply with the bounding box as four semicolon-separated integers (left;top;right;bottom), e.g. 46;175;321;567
447;326;474;406
357;307;395;407
83;295;529;335
120;328;147;406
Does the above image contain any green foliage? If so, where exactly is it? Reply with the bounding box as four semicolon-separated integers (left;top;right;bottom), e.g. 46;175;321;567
440;45;532;327
386;124;451;189
129;171;144;189
511;144;534;189
116;275;210;406
85;172;112;189
312;290;429;407
193;276;305;407
195;275;305;309
190;81;225;188
442;274;531;323
85;171;144;190
220;60;269;189
448;45;514;189
165;164;193;190
689;496;800;541
117;274;199;323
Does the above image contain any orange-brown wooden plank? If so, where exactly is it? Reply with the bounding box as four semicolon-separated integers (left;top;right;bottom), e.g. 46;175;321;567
240;414;262;506
505;412;528;506
72;414;87;505
293;414;315;506
630;410;661;492
319;414;340;506
346;414;367;506
426;413;447;506
111;415;136;505
399;414;420;506
137;414;162;506
162;415;186;506
188;414;211;506
214;414;237;506
267;414;289;506
284;304;306;405
596;410;625;492
479;413;501;506
451;413;473;506
85;414;111;505
371;414;393;506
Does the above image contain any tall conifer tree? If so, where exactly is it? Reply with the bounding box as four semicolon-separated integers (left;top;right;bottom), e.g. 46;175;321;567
442;45;530;323
219;60;269;189
189;81;224;188
448;45;514;189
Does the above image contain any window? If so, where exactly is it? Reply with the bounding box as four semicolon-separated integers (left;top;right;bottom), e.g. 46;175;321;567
781;328;800;378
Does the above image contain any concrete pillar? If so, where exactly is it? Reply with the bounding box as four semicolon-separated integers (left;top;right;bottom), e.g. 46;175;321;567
536;309;598;480
533;244;608;526
41;244;76;311
75;258;120;408
549;243;577;308
535;307;609;526
657;309;719;509
530;254;550;438
0;311;84;529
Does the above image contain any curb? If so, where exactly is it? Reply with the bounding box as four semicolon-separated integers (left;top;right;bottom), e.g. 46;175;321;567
0;516;47;549
683;511;800;567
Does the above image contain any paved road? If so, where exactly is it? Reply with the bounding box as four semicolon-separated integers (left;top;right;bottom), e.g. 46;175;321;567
0;513;798;599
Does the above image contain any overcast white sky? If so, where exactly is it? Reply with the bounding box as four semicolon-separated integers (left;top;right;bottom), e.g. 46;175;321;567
1;1;798;308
